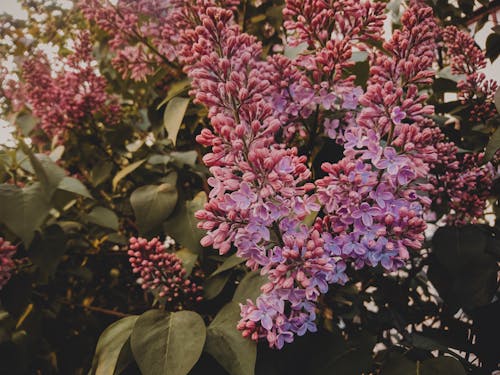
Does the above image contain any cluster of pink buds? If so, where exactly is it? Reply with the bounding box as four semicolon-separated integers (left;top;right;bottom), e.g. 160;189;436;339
429;138;493;225
0;238;17;290
22;31;120;140
442;26;498;124
128;236;203;310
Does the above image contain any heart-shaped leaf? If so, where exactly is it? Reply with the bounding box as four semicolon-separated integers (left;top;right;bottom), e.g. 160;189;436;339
130;310;206;375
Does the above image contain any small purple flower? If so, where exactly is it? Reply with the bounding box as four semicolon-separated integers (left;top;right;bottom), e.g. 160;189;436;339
231;182;257;210
369;184;394;208
351;202;382;227
324;118;340;139
390;106;406;124
376;147;408;175
342;86;363;110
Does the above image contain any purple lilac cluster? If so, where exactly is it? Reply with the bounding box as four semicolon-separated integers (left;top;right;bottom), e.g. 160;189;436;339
315;5;439;273
181;2;442;348
0;237;17;290
128;236;203;310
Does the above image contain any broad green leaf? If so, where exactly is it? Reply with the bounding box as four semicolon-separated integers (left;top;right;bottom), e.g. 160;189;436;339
0;183;51;245
130;180;178;234
485;125;500;161
175;248;198;277
421;356;466;374
205;302;256;375
171;150;198;167
164;97;190;146
113;337;135;375
28;225;66;283
49;145;65;162
112;159;146;191
130;310;206;375
87;206;119;231
90;315;138;375
57;177;92;199
232;272;267;304
157;79;191;109
382;355;466;375
91;162;113;187
204;272;231;300
15;113;38;136
164;191;206;253
20;141;65;198
210;254;245;278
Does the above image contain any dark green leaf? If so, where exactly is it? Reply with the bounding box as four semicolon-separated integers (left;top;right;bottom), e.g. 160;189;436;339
204;272;232;300
91;161;113;187
130;310;206;375
131;180;178;234
164;192;206;253
87;206;119;231
90;315;138;375
112;159;146;191
57;176;92;199
164;97;190;146
175;248;198;277
205;302;256;375
0;183;51;245
210;254;245;278
232;272;267;304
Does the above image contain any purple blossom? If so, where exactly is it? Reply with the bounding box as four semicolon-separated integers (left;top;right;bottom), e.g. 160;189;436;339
351;202;382;227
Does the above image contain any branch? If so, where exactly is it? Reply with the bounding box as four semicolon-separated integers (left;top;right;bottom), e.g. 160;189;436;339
465;0;500;26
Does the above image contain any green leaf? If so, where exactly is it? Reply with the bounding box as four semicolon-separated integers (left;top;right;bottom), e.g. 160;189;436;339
204;272;231;300
205;302;256;375
130;310;206;375
112;159;146;191
382;355;466;375
20;142;65;198
157;79;191;109
57;177;92;199
232;272;267;304
171;150;198;167
164;192;206;253
0;183;51;245
485;126;500;161
28;225;67;283
210;254;245;278
15;114;38;136
175;248;198;277
113;337;135;375
90;316;138;375
87;206;119;231
164;97;190;146
130;180;178;234
91;162;113;187
421;356;466;374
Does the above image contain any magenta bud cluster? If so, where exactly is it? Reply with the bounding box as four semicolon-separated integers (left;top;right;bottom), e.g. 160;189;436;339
0;238;17;290
128;236;203;309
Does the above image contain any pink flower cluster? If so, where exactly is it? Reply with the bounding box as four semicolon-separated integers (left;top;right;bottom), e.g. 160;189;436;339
178;2;442;348
442;26;498;124
80;0;239;81
0;237;17;290
82;0;496;348
22;32;120;140
429;138;493;225
128;236;203;309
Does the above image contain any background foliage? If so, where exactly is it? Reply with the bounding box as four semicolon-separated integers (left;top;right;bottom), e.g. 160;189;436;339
0;0;499;374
